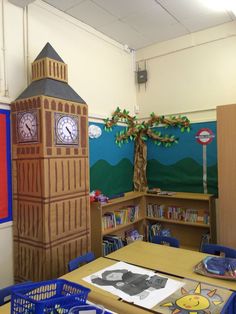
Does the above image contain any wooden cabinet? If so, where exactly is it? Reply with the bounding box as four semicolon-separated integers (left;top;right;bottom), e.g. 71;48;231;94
91;191;216;257
217;104;236;248
145;192;216;251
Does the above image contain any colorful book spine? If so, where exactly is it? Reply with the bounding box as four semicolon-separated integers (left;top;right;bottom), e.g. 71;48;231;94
102;235;124;256
102;212;116;230
147;204;209;224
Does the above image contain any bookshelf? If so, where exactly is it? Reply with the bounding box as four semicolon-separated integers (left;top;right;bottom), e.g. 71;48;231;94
90;192;145;257
90;191;216;257
145;192;216;251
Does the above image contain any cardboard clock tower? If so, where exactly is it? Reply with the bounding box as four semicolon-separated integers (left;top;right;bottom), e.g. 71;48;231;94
11;43;90;281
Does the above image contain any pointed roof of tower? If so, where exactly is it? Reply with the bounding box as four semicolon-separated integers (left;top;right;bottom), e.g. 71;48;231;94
35;42;64;63
16;43;86;104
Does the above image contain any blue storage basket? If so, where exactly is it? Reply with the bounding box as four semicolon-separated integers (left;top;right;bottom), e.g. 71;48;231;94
11;279;90;314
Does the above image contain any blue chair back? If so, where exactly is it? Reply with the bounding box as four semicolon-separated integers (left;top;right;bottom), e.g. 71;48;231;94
202;243;236;258
152;235;180;248
68;251;95;272
0;281;32;305
221;292;236;314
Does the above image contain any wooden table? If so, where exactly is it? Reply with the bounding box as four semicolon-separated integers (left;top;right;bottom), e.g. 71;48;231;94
0;257;151;314
107;241;236;290
1;242;235;313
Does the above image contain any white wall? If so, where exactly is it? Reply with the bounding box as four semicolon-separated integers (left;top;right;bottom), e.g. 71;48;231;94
136;21;236;122
0;1;26;103
0;0;137;117
0;221;13;287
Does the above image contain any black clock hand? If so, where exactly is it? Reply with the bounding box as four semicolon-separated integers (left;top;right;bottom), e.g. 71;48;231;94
26;123;33;137
66;126;73;139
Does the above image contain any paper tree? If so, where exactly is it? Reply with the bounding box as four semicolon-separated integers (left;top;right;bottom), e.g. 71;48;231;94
104;107;190;191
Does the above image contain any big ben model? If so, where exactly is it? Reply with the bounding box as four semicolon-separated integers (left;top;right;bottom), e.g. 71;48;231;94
11;43;90;281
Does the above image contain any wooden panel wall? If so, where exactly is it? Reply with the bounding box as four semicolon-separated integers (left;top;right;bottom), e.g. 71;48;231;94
217;104;236;248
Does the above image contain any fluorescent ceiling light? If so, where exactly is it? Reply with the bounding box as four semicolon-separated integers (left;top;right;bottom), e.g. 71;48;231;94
202;0;236;14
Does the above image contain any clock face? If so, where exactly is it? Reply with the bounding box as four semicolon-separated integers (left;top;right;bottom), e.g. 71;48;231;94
55;113;79;145
17;111;38;143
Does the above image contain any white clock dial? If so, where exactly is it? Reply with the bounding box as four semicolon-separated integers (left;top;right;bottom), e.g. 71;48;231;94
56;114;79;145
18;111;38;142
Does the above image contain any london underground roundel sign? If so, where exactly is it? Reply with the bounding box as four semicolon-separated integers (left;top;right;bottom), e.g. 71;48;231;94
195;128;215;145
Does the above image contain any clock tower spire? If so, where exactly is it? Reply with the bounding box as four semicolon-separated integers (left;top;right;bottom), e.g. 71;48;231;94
31;42;68;83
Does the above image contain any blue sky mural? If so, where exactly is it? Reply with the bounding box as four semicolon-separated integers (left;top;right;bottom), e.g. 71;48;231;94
89;120;218;195
89;121;134;195
89;122;134;167
147;121;217;166
147;121;217;194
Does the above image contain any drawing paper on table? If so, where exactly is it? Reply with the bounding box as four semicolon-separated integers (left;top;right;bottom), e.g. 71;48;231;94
83;261;184;309
153;278;232;314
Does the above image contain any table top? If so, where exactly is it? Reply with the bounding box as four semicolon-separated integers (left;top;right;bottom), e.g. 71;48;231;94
0;257;151;314
1;242;235;313
107;241;236;290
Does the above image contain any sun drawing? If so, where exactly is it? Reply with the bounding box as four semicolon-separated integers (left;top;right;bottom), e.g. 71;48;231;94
161;283;223;314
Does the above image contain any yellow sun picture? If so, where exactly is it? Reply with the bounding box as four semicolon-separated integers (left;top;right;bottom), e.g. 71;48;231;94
176;293;210;311
161;283;223;314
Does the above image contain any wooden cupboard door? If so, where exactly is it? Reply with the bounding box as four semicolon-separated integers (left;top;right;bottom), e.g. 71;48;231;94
217;104;236;248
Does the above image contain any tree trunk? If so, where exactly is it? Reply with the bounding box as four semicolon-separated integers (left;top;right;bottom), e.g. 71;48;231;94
133;136;147;191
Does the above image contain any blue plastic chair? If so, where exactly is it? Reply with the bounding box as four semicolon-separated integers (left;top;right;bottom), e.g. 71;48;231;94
0;281;33;305
202;243;236;258
68;251;95;272
152;235;180;248
221;291;236;314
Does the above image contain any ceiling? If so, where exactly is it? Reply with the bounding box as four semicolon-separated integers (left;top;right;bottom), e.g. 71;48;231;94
42;0;235;50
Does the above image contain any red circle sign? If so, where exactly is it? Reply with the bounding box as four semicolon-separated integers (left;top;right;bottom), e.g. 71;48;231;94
195;128;215;145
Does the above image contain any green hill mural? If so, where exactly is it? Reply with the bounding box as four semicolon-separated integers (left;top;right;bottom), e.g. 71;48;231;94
90;157;218;196
147;158;218;195
90;158;134;196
